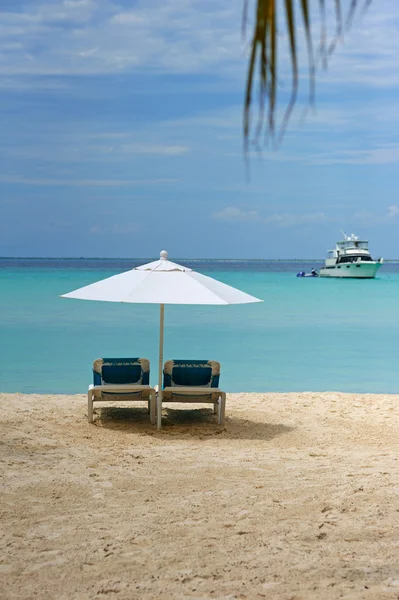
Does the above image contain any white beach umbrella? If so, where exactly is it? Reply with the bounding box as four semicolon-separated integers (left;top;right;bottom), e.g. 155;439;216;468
61;250;262;428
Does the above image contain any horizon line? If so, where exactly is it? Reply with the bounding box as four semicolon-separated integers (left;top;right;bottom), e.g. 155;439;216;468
1;256;398;262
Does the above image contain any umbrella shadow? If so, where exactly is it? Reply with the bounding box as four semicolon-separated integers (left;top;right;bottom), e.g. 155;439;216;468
95;406;294;441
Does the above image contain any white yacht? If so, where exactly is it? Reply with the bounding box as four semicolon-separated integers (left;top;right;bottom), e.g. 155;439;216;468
319;232;383;278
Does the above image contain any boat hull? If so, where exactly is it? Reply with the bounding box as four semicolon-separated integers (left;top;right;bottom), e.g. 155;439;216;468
319;262;382;279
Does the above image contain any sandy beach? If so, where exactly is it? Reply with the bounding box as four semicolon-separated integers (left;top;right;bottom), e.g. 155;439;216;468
1;391;399;600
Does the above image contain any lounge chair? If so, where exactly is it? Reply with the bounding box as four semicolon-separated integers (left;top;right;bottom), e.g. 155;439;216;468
88;357;156;424
159;360;226;427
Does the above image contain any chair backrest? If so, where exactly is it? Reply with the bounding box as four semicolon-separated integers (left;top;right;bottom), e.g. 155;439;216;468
163;360;220;389
93;358;150;386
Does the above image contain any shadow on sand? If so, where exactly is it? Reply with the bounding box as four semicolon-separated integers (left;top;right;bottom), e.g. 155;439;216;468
95;406;294;441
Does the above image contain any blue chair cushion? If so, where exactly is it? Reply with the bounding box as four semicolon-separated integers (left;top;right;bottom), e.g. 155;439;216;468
163;360;220;388
93;358;150;386
102;364;142;385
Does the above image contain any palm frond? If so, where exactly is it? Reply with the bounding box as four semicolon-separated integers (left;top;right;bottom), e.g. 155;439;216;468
243;0;372;147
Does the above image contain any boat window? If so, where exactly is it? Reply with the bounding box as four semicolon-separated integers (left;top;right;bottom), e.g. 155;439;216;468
337;255;372;263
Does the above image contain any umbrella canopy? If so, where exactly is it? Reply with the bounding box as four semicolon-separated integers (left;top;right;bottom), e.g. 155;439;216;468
62;250;261;305
61;251;262;427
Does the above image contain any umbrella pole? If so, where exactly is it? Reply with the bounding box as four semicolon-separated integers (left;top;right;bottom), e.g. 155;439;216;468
157;303;164;430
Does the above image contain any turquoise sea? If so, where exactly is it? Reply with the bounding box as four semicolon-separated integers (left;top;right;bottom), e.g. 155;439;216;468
1;258;399;394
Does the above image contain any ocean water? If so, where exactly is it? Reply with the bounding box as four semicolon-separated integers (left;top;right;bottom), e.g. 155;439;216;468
1;258;399;394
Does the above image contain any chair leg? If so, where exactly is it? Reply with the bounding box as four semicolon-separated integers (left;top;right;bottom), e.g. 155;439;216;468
88;390;94;423
213;402;218;415
157;393;162;431
218;393;226;426
149;391;156;425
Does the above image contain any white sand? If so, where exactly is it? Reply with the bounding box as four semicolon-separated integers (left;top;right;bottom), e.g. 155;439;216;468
1;392;399;600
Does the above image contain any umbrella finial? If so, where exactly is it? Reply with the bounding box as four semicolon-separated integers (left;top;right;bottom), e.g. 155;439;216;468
160;250;168;260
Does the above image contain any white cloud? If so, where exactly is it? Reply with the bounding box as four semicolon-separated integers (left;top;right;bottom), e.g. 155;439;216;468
117;144;189;156
90;222;142;235
352;205;399;225
263;212;327;228
110;13;145;25
0;0;242;76
0;77;70;91
0;175;178;187
0;122;190;164
78;47;99;57
0;0;397;127
387;205;399;219
212;206;260;222
0;0;396;95
212;207;327;227
309;144;399;166
320;5;399;89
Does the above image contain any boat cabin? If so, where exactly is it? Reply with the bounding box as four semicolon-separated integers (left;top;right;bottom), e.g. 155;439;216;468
325;236;374;266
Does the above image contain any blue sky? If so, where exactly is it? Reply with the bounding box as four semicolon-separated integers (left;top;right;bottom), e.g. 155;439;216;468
0;0;399;258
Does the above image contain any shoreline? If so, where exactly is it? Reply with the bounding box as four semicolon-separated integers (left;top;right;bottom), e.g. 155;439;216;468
3;389;399;396
2;391;399;599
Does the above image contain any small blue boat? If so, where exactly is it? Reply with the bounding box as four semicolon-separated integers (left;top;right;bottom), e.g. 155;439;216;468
296;269;318;278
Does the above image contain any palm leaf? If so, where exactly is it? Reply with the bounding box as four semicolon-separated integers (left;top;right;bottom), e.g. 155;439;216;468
243;0;372;146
